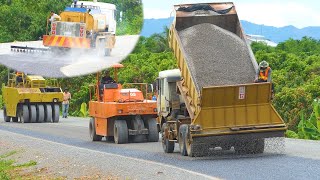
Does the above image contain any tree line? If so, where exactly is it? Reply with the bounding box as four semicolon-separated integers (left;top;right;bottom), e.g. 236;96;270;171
0;0;143;43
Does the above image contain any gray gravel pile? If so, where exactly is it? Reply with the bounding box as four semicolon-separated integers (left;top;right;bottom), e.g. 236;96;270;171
178;23;256;93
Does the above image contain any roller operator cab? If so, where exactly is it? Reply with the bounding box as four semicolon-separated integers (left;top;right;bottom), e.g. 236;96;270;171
2;71;63;123
88;64;159;144
42;0;116;56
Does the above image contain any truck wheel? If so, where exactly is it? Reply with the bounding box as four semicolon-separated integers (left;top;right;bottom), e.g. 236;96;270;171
20;105;30;123
89;118;102;141
30;105;37;123
44;104;52;122
132;116;146;143
146;118;159;142
161;123;174;153
36;105;45;123
52;104;60;123
12;117;18;122
114;120;128;144
3;106;11;122
179;125;188;156
185;127;195;157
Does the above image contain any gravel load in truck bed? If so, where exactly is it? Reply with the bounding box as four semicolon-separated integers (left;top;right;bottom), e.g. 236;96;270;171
177;23;256;93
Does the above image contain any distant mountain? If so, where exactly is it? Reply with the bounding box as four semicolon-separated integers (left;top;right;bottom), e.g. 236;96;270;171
140;18;320;43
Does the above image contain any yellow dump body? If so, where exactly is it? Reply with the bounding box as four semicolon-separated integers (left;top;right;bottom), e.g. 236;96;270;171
2;74;63;117
169;2;286;138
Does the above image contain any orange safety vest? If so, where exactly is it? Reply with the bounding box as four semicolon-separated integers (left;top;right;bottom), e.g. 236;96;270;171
259;67;270;81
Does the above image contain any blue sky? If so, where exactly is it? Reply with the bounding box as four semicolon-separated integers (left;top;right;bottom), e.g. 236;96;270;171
142;0;320;28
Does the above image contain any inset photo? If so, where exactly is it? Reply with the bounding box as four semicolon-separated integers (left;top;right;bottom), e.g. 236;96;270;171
0;0;143;77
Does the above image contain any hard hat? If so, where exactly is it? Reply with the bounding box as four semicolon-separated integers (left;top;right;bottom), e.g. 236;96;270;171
259;61;269;68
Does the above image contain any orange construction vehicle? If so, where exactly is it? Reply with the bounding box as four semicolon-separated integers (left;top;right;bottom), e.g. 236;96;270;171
88;64;159;144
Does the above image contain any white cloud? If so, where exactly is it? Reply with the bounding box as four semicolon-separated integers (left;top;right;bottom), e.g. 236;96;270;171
143;0;320;28
143;8;173;19
236;2;320;28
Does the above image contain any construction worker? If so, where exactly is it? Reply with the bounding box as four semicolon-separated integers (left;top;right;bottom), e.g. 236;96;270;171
254;60;272;83
49;11;61;22
15;71;24;86
101;71;115;84
62;88;71;118
254;60;274;97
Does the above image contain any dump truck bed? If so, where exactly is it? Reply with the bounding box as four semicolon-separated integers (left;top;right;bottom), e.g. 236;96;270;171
169;2;286;137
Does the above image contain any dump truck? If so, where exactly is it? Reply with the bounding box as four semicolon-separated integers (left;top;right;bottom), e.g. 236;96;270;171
11;0;116;56
2;71;63;123
158;2;286;157
88;64;158;144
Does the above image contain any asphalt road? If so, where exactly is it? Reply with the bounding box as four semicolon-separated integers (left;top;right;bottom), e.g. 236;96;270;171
0;111;320;179
0;35;139;78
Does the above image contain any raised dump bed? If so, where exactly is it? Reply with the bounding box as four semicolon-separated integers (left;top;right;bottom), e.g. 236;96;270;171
159;2;286;157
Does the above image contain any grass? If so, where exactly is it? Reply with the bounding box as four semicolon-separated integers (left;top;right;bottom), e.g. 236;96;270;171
0;151;37;180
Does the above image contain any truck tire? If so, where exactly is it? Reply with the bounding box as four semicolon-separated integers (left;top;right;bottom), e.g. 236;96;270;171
44;104;52;122
29;105;37;123
185;127;195;157
89;118;102;141
114;120;128;144
12;117;18;122
52;104;60;123
20;105;30;123
161;123;174;153
36;105;45;123
146;118;159;142
179;125;188;156
132;116;146;143
3;106;11;122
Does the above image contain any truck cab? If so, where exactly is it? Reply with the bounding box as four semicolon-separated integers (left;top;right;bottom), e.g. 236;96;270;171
157;69;185;124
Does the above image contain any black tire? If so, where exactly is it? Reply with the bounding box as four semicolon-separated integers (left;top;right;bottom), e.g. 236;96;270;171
179;125;188;156
132;116;146;143
44;104;52;122
20;105;30;123
12;117;18;122
29;105;37;123
161;123;174;153
185;127;195;157
89;118;102;141
114;120;128;144
36;104;45;123
52;104;60;123
3;106;11;122
146;118;159;142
